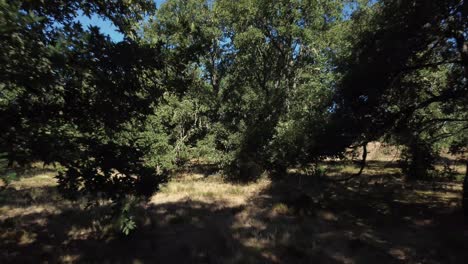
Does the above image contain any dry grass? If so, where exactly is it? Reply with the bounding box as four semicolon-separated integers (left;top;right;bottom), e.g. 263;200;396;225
152;172;269;207
0;152;467;263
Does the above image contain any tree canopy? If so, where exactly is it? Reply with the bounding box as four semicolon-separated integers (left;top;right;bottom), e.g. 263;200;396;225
1;0;467;206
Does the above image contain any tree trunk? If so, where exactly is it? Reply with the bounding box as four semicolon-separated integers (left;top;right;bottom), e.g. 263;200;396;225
463;160;468;218
328;142;368;182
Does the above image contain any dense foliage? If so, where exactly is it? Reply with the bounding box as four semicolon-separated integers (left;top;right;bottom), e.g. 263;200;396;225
1;0;467;208
334;0;467;179
0;0;168;199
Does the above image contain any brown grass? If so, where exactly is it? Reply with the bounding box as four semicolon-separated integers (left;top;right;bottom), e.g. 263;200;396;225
1;153;467;263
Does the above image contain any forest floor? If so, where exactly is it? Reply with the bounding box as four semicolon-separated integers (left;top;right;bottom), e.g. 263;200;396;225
0;153;467;263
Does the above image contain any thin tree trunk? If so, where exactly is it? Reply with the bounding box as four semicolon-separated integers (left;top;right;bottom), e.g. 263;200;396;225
327;142;368;182
463;160;468;218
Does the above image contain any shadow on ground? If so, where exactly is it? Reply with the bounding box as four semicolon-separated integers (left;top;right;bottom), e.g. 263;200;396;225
1;167;467;263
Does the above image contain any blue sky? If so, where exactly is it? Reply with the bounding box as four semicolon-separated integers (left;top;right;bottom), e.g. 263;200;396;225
77;0;166;42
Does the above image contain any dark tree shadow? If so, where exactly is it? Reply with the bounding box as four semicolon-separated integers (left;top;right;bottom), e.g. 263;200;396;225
0;196;274;263
1;168;468;263
250;172;468;263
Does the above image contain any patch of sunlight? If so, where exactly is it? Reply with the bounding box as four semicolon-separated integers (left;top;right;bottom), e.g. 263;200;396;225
242;237;269;251
412;218;433;227
361;231;388;245
317;210;338;221
60;254;81;263
413;190;460;201
18;230;37;246
132;259;144;264
0;205;60;221
270;202;289;216
388;247;409;261
67;225;93;240
151;176;270;206
10;173;57;189
323;249;354;264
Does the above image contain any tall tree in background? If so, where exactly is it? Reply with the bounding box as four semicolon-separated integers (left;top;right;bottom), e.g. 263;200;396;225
140;0;223;167
215;0;345;178
140;0;346;180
